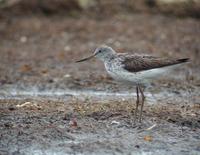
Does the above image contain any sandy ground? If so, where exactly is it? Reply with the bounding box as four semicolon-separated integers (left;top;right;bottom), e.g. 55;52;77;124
0;13;200;154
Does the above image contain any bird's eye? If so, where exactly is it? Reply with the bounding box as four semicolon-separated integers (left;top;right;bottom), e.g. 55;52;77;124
99;50;102;53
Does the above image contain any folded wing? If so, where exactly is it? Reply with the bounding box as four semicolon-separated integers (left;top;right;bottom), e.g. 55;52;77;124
121;54;189;73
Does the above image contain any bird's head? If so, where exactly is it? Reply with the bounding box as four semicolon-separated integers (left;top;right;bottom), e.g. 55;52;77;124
76;45;116;63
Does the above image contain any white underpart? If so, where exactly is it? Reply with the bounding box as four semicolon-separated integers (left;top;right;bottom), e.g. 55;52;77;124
105;62;177;85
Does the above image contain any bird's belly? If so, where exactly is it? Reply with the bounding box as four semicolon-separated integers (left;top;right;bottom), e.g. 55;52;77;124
107;70;145;84
106;67;168;85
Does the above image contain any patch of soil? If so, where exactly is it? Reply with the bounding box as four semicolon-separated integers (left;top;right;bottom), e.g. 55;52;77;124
0;99;200;154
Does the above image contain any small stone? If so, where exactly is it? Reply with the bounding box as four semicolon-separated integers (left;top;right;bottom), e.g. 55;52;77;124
8;106;16;111
48;79;54;83
111;120;120;125
20;36;27;43
64;46;71;51
64;74;71;78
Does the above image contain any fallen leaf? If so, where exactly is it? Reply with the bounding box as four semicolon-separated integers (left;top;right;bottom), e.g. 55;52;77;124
41;69;48;74
69;118;78;128
144;135;152;142
20;64;32;72
57;51;66;60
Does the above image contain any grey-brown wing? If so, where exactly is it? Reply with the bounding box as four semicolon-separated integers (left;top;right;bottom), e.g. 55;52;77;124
122;54;189;72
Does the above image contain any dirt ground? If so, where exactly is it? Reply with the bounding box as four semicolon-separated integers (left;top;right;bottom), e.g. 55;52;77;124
0;12;200;154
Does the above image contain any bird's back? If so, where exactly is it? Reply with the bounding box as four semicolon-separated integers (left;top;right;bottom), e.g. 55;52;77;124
119;53;189;73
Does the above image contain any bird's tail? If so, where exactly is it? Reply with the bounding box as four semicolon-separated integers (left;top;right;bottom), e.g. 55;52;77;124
176;58;190;64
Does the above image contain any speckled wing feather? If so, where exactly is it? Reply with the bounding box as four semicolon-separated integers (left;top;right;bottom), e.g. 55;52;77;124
121;54;189;73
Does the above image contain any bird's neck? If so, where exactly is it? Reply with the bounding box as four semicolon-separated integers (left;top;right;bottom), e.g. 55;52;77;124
101;54;116;63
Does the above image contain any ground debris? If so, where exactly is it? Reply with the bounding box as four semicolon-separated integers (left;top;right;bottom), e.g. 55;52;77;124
69;118;78;128
19;64;32;73
16;101;42;110
145;123;157;131
111;120;120;126
143;135;153;142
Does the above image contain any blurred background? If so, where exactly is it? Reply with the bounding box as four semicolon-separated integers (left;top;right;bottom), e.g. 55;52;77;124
0;0;199;90
1;0;200;17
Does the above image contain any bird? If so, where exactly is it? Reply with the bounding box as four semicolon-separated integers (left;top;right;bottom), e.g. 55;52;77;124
76;45;189;123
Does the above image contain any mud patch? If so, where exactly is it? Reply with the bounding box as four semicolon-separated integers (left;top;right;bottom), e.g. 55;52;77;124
0;97;200;155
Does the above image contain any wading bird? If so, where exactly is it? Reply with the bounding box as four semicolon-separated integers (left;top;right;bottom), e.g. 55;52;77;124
76;45;189;123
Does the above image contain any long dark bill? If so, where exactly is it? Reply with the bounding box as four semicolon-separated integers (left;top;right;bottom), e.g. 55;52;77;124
76;54;95;63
